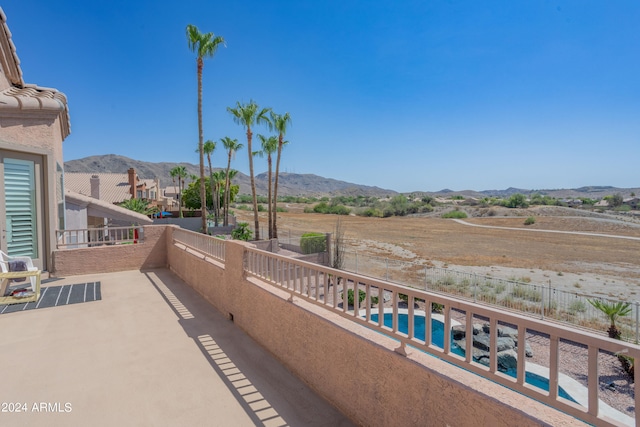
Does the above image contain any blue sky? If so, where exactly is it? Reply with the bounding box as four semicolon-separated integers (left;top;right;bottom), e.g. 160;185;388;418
4;1;639;192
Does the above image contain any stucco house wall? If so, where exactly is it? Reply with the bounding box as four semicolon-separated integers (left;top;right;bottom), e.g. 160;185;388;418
0;7;71;271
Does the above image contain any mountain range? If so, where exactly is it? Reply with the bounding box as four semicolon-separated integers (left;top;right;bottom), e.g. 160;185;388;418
64;155;638;199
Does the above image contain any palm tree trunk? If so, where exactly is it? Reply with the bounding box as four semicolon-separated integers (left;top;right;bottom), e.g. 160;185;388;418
247;127;260;240
272;136;283;239
178;178;184;218
224;154;232;227
267;156;273;239
207;154;217;227
197;58;207;234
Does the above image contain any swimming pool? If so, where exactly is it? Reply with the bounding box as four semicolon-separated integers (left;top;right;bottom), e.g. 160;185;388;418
370;312;577;403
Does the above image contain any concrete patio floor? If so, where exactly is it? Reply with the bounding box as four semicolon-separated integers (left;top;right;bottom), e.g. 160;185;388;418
0;269;353;427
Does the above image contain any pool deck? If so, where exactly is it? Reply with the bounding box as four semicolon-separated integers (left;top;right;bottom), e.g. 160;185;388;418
0;269;353;427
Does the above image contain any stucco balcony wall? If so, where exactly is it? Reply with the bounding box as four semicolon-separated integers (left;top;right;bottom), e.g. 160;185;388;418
50;226;582;426
166;232;582;427
52;225;169;276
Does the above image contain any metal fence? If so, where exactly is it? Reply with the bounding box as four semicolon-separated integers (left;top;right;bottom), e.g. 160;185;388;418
343;250;640;343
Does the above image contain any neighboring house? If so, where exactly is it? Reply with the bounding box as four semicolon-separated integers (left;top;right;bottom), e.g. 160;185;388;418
0;8;70;271
64;169;158;228
65;168;160;205
624;197;639;210
65;189;152;230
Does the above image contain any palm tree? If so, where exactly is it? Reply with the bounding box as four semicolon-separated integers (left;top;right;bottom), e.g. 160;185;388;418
119;198;157;217
209;170;225;222
256;134;278;238
202;139;219;226
588;299;632;339
170;166;188;218
227;100;271;240
221;136;243;226
186;24;225;233
269;111;291;239
225;168;239;220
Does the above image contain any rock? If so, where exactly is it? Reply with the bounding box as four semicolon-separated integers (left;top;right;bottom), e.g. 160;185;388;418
482;323;491;334
472;323;484;335
452;325;466;340
476;355;490;367
472;335;516;353
497;325;518;340
524;342;533;357
497;349;518;371
473;334;490;351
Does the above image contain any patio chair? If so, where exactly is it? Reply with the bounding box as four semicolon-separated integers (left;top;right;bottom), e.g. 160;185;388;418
0;250;39;299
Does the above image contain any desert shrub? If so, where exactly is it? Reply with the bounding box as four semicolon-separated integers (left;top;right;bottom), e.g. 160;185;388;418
360;207;384;217
330;205;351;215
231;222;252;241
344;289;378;306
479;290;497;303
313;201;330;213
568;299;587;314
257;204;266;212
419;204;434;213
614;205;631;212
300;232;326;254
511;285;542;302
345;289;366;306
494;283;507;294
399;293;425;304
442;210;467;219
524;216;536;225
311;201;350;215
504;193;529;208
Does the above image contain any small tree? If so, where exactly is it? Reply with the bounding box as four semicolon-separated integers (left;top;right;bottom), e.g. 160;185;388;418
300;232;326;254
609;193;624;208
587;299;632;339
231;222;253;241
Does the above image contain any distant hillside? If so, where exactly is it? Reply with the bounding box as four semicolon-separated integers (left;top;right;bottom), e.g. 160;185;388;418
64;155;398;197
64;154;639;199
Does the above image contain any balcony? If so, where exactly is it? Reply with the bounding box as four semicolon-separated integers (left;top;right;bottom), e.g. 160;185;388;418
0;269;350;426
4;224;638;426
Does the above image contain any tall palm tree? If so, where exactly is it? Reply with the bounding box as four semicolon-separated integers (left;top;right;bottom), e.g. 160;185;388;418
227;100;271;240
202;139;219;226
211;170;226;222
256;134;278;238
221;136;243;226
170;166;188;218
186;24;225;233
269;111;291;239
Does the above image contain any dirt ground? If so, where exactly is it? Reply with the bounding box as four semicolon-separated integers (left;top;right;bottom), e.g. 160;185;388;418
235;205;640;300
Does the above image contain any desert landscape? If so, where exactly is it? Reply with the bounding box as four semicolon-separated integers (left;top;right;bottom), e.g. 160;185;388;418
235;205;640;418
236;205;640;301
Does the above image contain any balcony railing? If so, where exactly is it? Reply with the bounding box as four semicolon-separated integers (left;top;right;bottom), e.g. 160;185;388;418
56;226;143;249
244;245;640;427
173;228;226;262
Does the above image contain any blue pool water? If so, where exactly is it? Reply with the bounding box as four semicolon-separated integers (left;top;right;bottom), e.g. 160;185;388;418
371;312;577;403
